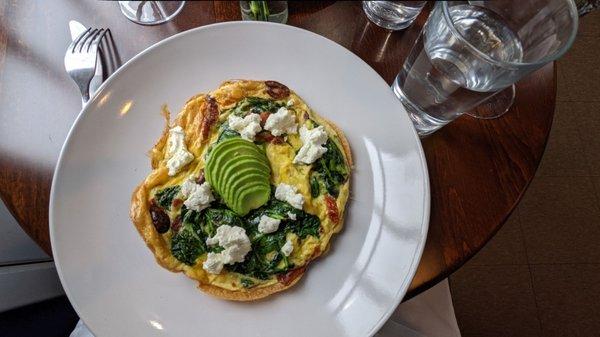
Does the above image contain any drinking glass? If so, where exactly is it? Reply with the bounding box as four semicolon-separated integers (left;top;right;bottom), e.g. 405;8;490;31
393;1;578;136
119;1;185;25
362;1;427;30
240;1;288;24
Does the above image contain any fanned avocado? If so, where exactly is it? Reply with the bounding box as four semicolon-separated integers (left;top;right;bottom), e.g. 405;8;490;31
216;155;270;192
205;139;265;190
206;138;271;215
224;170;269;202
234;182;271;216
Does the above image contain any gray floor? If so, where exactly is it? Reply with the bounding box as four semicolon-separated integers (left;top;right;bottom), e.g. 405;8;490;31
449;10;600;337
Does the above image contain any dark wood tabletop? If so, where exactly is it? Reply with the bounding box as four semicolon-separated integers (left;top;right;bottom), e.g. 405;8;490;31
0;1;554;299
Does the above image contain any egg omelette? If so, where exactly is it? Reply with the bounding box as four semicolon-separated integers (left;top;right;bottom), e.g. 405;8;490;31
130;80;352;301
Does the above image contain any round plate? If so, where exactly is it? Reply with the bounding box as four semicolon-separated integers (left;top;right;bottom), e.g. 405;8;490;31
50;22;429;337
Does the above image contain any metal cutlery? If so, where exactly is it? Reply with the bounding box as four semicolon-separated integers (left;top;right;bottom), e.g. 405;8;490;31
64;27;109;106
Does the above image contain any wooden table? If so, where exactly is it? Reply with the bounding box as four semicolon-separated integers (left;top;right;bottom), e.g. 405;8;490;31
0;1;554;299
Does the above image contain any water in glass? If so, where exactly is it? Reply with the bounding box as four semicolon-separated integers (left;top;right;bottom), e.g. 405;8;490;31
394;4;524;135
362;1;426;30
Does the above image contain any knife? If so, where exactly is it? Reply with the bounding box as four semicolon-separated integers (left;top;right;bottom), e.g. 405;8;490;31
69;20;105;107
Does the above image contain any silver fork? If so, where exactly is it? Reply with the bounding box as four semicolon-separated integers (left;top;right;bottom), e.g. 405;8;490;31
64;28;109;105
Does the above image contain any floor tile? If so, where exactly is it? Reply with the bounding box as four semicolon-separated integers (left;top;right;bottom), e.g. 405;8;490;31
577;10;600;37
519;176;600;264
450;264;541;337
557;35;600;102
536;103;590;177
469;210;528;265
572;101;600;174
531;264;600;337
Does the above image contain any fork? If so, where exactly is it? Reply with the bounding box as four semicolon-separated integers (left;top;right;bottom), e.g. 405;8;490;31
64;28;109;105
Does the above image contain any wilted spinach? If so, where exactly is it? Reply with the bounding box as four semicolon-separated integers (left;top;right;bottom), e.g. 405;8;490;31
203;208;243;238
310;175;320;198
312;140;349;197
155;185;180;210
172;206;244;264
229;97;284;116
215;123;240;144
171;223;205;266
240;278;255;288
228;230;291;280
245;199;321;241
295;213;320;239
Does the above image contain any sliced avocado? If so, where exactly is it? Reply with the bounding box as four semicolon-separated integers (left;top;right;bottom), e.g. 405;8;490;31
207;141;264;178
205;138;271;215
211;153;269;194
223;170;270;204
206;139;264;188
234;183;271;216
205;140;255;180
217;155;269;189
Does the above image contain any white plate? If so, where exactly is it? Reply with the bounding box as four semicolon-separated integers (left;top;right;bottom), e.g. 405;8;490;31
50;22;429;337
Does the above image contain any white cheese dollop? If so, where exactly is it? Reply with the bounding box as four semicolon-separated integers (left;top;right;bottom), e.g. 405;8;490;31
203;225;252;274
287;212;297;220
275;183;304;210
203;252;224;274
228;113;262;141
264;107;298;136
258;215;281;234
166;126;194;176
281;239;294;257
181;179;214;212
293;125;328;165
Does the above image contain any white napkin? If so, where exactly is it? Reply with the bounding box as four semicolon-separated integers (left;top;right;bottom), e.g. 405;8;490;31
71;279;461;337
376;279;462;337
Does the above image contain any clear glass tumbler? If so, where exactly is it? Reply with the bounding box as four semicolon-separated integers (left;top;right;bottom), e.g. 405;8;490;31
393;1;578;136
240;1;288;24
119;1;185;25
362;1;426;30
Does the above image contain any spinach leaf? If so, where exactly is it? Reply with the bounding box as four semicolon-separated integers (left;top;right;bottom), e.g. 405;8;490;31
245;198;320;240
205;123;240;160
215;123;240;144
229;97;284;116
203;208;243;238
246;199;300;224
240;278;255;288
296;214;320;239
171;224;205;266
312;140;349;197
155;186;180;210
310;174;320;198
228;230;291;280
172;205;246;265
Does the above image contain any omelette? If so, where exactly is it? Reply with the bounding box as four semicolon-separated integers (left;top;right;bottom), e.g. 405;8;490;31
130;80;352;301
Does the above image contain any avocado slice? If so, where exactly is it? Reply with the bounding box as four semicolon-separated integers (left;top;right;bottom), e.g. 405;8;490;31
210;152;269;194
205;140;256;179
205;138;271;215
217;155;270;190
223;169;270;204
233;182;272;216
206;139;265;188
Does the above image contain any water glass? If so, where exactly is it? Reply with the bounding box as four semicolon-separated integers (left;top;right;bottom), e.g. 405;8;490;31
363;1;426;30
393;0;578;136
240;1;288;24
119;1;185;25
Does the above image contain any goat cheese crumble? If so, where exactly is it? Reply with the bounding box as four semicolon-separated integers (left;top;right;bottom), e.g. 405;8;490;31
165;126;194;176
